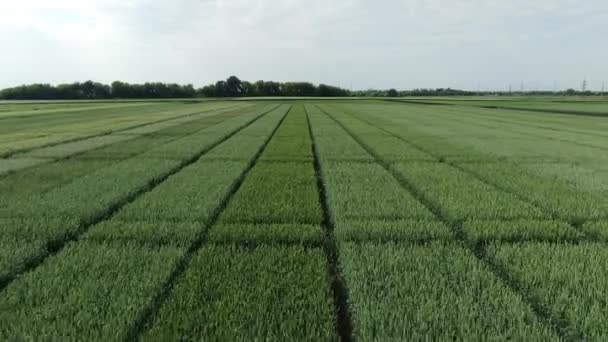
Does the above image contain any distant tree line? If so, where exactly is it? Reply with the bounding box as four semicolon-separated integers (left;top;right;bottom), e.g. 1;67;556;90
198;76;350;97
352;87;607;97
0;81;197;100
1;78;604;100
351;88;478;97
0;76;350;100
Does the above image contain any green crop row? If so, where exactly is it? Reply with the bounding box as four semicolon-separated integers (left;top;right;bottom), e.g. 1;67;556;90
208;223;324;246
0;241;184;340
0;106;264;208
488;242;608;339
261;105;313;162
0;158;184;283
0;103;257;174
73;135;176;161
0;102;238;158
0;105;285;283
391;162;545;222
220;162;321;225
319;106;548;223
219;105;321;226
322;161;434;222
334;219;451;243
583;221;608;240
326;104;608;237
109;160;247;224
85;221;203;247
101;105;281;162
0;102;177;136
340;242;557;340
0;102;143;117
304;105;373;162
456;161;608;223
0;103;290;340
462;220;583;243
203;105;289;160
322;105;593;244
322;105;436;162
334;103;510;161
20;134;136;159
141;245;337;341
0;157;48;176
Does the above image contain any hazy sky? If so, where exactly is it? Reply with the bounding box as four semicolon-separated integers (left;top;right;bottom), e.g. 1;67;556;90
1;0;607;90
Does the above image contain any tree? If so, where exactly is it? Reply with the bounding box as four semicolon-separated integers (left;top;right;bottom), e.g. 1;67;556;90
387;88;398;97
225;76;243;97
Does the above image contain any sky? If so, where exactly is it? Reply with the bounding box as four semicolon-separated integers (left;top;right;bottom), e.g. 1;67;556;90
1;0;607;91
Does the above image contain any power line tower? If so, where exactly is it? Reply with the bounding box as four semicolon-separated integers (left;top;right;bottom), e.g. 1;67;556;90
602;81;605;96
582;77;587;92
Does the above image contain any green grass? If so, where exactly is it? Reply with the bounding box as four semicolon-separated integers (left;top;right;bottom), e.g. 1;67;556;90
488;242;608;340
340;242;557;340
141;245;336;341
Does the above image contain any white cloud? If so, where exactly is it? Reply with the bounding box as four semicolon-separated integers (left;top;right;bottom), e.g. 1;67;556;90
0;0;607;90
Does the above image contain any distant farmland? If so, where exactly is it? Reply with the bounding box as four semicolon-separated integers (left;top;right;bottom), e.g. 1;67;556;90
1;98;608;340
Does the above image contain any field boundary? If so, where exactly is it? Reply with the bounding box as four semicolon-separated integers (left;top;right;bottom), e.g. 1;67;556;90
305;105;354;342
383;98;608;117
126;106;291;340
0;106;278;293
479;105;608;117
318;105;579;340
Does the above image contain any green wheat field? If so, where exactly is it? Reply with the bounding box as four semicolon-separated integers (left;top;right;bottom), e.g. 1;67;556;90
1;98;608;340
